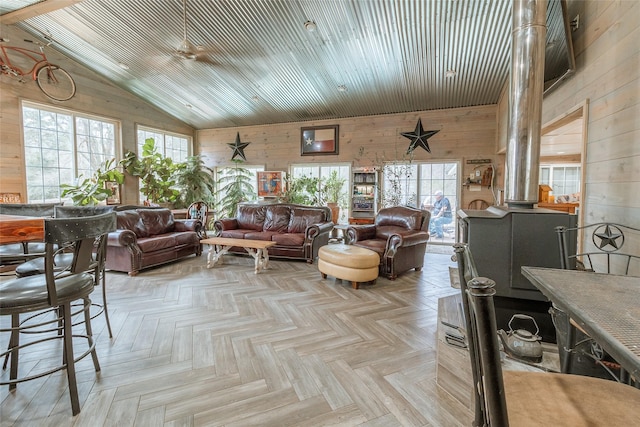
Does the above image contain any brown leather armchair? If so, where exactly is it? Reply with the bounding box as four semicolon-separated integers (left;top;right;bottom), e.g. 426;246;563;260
346;206;431;280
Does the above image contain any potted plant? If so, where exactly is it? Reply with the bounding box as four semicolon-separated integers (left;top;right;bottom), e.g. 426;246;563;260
173;154;216;208
120;137;179;205
321;170;347;223
215;160;256;218
280;174;321;206
60;158;124;206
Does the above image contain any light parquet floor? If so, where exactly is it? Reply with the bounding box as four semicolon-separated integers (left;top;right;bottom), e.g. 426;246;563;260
1;246;473;426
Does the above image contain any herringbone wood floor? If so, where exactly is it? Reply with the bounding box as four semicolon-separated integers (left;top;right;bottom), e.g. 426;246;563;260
1;247;472;426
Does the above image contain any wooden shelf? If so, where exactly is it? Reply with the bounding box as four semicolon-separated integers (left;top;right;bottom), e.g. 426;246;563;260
537;202;579;213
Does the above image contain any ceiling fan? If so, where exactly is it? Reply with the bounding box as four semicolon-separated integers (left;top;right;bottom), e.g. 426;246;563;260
175;0;200;60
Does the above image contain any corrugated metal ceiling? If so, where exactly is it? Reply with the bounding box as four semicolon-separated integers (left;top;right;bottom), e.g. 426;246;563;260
2;0;573;129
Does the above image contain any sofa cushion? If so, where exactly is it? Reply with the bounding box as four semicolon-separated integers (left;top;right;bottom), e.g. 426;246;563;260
288;207;325;233
264;205;291;232
375;207;422;230
236;205;265;231
272;233;305;247
137;234;176;252
244;231;279;241
138;208;175;235
219;229;253;239
174;231;199;246
117;210;147;237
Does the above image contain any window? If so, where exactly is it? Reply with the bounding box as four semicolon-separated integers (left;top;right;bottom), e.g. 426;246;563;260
137;127;190;163
382;162;418;207
382;161;459;242
419;162;458;210
22;102;118;203
290;163;350;222
540;164;581;197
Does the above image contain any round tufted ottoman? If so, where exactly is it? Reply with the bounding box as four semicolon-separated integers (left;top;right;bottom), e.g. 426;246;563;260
318;244;380;289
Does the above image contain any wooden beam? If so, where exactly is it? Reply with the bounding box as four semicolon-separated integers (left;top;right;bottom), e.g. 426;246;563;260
0;0;83;25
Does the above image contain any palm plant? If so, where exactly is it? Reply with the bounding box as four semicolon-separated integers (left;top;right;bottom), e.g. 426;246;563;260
174;154;216;208
215;160;256;218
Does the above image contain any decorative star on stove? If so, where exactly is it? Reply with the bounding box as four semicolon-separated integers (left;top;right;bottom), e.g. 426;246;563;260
593;224;624;251
401;118;440;154
228;132;250;161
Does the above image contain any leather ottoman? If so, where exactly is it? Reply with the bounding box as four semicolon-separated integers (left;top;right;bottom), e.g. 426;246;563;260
318;244;380;289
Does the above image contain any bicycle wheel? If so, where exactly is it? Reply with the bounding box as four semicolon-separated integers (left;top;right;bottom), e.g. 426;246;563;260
36;64;76;101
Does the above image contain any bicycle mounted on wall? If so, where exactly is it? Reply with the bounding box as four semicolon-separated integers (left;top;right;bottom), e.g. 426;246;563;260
0;38;76;101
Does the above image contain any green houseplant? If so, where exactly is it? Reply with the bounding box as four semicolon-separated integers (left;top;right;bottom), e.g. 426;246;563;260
280;175;321;206
120;137;179;205
215;160;256;218
320;170;347;223
60;158;124;206
173;154;216;208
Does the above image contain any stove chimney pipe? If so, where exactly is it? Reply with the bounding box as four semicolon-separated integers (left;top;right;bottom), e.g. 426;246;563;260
505;0;547;209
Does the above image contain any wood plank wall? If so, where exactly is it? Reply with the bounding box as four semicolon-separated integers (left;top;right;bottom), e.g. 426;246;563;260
198;104;500;210
539;0;640;267
0;24;194;205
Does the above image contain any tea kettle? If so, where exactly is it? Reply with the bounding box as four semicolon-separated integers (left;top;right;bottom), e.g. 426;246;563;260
497;314;543;363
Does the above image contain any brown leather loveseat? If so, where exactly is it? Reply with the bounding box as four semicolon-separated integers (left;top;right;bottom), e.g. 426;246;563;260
213;203;333;263
106;208;202;275
346;206;431;280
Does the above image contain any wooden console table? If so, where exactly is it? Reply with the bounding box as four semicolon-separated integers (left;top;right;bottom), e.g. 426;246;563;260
200;237;276;274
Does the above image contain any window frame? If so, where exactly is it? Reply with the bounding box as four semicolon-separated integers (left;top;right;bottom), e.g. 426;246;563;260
290;162;351;222
539;163;581;198
136;125;192;163
21;100;121;203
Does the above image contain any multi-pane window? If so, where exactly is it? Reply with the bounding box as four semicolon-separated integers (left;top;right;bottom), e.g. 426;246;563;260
382;161;458;209
22;102;117;203
382;161;460;241
540;164;581;197
136;127;190;163
290;163;350;222
382;162;418;207
291;164;350;184
419;162;458;210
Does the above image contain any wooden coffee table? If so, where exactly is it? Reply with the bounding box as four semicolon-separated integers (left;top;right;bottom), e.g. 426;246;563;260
200;237;277;274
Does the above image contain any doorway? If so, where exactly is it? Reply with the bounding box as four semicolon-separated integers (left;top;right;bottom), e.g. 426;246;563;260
540;100;588;238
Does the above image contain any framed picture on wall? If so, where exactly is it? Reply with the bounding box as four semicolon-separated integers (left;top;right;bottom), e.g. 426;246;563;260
300;125;339;156
105;181;121;205
257;171;284;198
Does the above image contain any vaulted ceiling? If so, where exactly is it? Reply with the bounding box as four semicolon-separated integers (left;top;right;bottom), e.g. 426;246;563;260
1;0;573;131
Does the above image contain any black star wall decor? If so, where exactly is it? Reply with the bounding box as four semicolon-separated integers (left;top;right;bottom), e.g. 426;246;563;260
228;132;250;161
401;118;440;154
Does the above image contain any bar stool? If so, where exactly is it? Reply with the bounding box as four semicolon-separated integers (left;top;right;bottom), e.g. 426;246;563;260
0;212;116;415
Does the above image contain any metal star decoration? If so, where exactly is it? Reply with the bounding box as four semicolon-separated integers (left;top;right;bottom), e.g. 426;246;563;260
594;224;623;251
227;132;250;161
401;118;440;154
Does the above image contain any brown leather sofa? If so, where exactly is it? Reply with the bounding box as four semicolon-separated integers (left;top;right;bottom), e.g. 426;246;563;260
346;206;431;280
213;203;333;263
106;208;202;275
